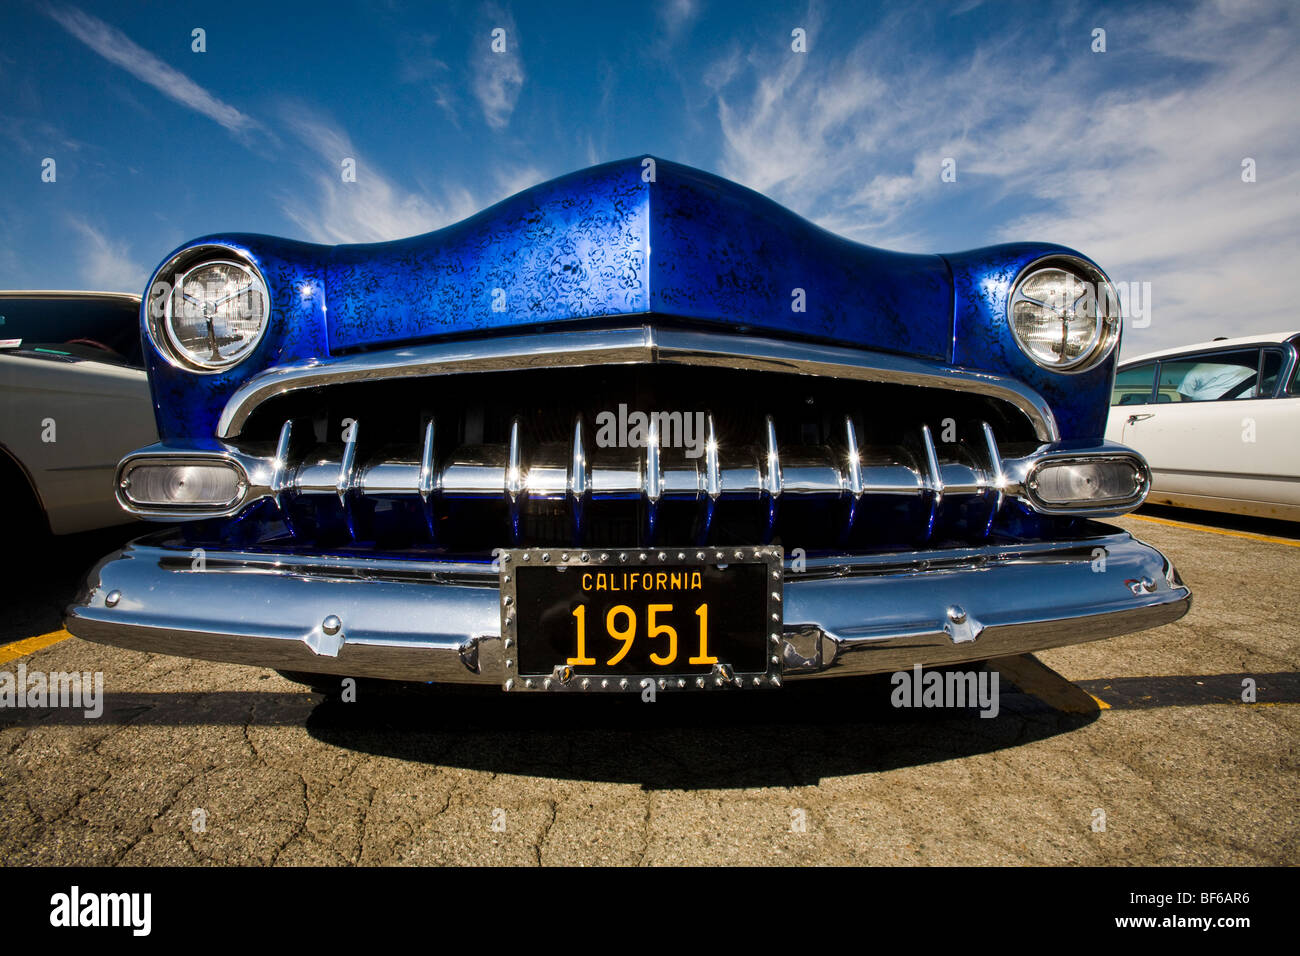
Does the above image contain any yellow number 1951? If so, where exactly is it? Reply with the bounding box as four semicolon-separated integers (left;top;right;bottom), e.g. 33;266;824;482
569;603;714;668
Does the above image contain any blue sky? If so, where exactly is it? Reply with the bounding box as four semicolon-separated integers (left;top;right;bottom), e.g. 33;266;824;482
1;0;1296;356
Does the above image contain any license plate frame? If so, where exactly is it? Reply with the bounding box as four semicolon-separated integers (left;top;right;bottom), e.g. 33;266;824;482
498;547;784;692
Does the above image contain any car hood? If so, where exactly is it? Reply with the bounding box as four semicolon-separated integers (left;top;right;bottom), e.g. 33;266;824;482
323;156;954;360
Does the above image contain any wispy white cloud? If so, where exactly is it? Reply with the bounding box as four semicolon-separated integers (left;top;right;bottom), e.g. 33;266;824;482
660;0;700;37
473;4;525;129
45;3;261;139
708;0;1300;353
277;110;481;245
67;218;146;292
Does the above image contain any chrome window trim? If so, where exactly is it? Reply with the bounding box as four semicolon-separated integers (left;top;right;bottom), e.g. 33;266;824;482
217;324;1061;442
1260;344;1293;399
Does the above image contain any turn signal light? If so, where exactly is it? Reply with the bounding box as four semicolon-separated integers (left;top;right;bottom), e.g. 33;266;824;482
120;460;244;509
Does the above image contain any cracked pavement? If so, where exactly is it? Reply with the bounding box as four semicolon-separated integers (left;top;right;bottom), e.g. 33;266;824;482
0;513;1296;865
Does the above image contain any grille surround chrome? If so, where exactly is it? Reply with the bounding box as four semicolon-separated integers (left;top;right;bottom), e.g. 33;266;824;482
216;325;1061;442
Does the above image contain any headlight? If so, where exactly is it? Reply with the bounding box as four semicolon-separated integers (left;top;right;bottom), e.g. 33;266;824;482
1007;255;1120;372
146;245;269;372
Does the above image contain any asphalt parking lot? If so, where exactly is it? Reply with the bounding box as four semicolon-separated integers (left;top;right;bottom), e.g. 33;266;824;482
1;509;1296;866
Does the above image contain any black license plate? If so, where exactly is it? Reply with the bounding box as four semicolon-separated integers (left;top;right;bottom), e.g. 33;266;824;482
499;548;783;692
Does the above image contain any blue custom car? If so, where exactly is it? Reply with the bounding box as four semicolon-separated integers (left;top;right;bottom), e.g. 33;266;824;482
67;157;1189;692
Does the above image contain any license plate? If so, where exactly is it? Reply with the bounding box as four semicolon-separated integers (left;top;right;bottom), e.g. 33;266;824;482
498;547;784;692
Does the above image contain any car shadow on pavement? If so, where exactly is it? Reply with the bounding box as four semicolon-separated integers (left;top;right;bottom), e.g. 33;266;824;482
7;664;1294;789
298;672;1092;789
0;668;1094;789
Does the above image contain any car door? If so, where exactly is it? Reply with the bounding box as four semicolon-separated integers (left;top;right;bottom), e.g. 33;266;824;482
1121;346;1300;512
1105;361;1157;444
0;351;157;533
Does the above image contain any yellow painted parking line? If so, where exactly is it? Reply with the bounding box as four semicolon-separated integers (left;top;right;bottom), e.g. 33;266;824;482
1129;513;1300;548
0;629;72;666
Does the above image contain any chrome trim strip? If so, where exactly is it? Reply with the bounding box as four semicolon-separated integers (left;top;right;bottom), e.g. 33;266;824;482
65;524;1150;581
217;325;1061;442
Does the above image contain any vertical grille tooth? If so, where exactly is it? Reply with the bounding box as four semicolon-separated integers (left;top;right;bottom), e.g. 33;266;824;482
698;412;720;545
761;415;781;543
506;418;523;543
980;420;1004;537
919;423;943;541
844;415;863;496
569;414;589;544
842;415;863;542
337;420;360;540
704;413;721;498
418;416;438;540
644;413;663;542
271;419;300;537
272;419;296;515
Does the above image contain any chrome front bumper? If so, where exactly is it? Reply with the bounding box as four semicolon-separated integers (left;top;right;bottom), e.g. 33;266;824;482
65;529;1189;687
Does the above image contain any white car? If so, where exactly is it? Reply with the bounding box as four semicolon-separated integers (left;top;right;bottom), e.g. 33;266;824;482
1106;331;1300;520
0;291;159;537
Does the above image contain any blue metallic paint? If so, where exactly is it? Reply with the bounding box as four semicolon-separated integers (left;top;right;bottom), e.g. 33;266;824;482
141;157;1113;444
944;243;1115;440
143;236;330;443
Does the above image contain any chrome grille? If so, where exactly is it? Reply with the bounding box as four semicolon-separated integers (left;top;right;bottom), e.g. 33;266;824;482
236;364;1038;555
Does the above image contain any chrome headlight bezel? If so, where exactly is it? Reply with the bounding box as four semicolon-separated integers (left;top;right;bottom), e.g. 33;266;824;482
1007;254;1121;373
145;244;270;374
